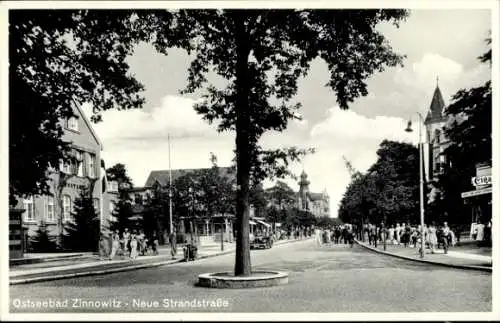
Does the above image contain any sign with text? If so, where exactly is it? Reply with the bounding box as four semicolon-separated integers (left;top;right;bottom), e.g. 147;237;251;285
471;175;492;187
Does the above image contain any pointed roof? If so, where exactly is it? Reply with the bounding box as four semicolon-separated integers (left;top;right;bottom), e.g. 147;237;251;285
424;83;446;124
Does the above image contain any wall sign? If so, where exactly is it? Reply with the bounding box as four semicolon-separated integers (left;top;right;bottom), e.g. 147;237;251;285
471;175;492;187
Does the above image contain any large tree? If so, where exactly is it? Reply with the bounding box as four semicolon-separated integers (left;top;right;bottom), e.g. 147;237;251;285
11;9;408;276
9;10;151;206
149;9;408;276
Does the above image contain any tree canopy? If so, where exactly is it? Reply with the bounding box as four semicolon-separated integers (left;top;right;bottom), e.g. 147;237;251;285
338;140;419;226
9;10;153;206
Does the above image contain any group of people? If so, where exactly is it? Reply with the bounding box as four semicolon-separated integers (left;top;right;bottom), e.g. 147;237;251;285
362;221;456;254
315;224;355;247
107;228;160;260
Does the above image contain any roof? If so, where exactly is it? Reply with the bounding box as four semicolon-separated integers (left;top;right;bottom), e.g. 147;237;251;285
308;192;327;201
145;166;235;187
425;85;446;124
71;98;103;150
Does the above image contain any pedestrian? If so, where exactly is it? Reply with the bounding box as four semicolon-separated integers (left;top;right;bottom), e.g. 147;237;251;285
440;221;450;254
138;230;146;256
395;223;401;245
123;228;131;256
109;230;120;260
347;225;354;248
388;225;395;244
428;222;438;254
151;233;159;256
169;228;177;260
315;228;322;247
130;233;138;260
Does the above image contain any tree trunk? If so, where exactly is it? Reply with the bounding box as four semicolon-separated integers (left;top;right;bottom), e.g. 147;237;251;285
233;14;252;277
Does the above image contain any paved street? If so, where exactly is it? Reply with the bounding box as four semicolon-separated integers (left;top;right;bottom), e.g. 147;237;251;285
9;239;491;313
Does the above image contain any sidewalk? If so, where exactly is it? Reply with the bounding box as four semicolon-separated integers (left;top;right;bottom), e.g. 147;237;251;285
9;237;310;284
355;239;492;272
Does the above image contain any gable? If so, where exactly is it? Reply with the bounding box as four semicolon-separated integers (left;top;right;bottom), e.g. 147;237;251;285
68;99;103;150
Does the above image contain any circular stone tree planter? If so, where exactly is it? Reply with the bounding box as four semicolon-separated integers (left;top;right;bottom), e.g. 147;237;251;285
197;271;288;289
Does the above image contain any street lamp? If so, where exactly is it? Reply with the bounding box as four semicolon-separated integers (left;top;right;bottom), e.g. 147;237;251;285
405;113;425;259
168;133;173;235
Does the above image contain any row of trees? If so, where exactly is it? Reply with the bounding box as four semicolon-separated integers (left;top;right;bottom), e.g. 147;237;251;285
338;140;420;227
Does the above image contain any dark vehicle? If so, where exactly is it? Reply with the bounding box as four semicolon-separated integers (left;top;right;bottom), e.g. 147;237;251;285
250;234;273;249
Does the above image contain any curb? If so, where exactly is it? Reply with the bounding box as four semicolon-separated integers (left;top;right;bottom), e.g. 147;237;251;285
10;238;309;285
10;253;87;266
355;239;492;273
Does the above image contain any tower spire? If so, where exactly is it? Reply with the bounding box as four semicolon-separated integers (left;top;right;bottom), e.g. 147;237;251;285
436;75;439;87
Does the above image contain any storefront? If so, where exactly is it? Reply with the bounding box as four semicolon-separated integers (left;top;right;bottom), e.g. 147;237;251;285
461;163;492;243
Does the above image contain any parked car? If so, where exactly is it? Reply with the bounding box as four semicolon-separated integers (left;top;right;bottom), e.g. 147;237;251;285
250;233;273;249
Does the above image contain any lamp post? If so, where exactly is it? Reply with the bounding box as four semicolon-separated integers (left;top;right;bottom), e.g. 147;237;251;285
168;133;173;235
405;112;425;259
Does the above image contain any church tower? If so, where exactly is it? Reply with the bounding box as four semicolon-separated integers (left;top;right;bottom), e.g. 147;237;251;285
424;78;449;180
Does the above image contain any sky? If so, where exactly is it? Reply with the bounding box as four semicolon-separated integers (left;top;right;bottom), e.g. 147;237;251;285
82;9;492;217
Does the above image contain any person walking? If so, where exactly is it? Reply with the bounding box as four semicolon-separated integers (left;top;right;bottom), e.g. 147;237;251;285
151;233;159;256
109;230;120;260
122;228;131;256
130;233;138;260
169;228;177;260
395;223;401;245
440;221;451;254
315;228;322;247
428;222;438;254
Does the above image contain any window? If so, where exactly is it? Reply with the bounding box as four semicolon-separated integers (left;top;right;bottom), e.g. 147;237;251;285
134;194;143;205
435;129;441;144
63;195;72;222
88;154;96;178
59;159;71;174
108;181;118;192
75;151;84;176
23;196;35;222
67;117;79;131
45;196;55;222
93;198;100;214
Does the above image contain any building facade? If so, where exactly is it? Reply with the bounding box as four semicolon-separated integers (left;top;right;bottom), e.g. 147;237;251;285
19;101;104;247
296;170;330;217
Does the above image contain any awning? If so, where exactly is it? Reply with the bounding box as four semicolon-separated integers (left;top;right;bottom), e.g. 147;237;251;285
249;220;257;225
256;220;271;228
461;187;492;198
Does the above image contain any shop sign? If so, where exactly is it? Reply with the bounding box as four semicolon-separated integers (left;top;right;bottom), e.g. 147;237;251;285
471;175;492;187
